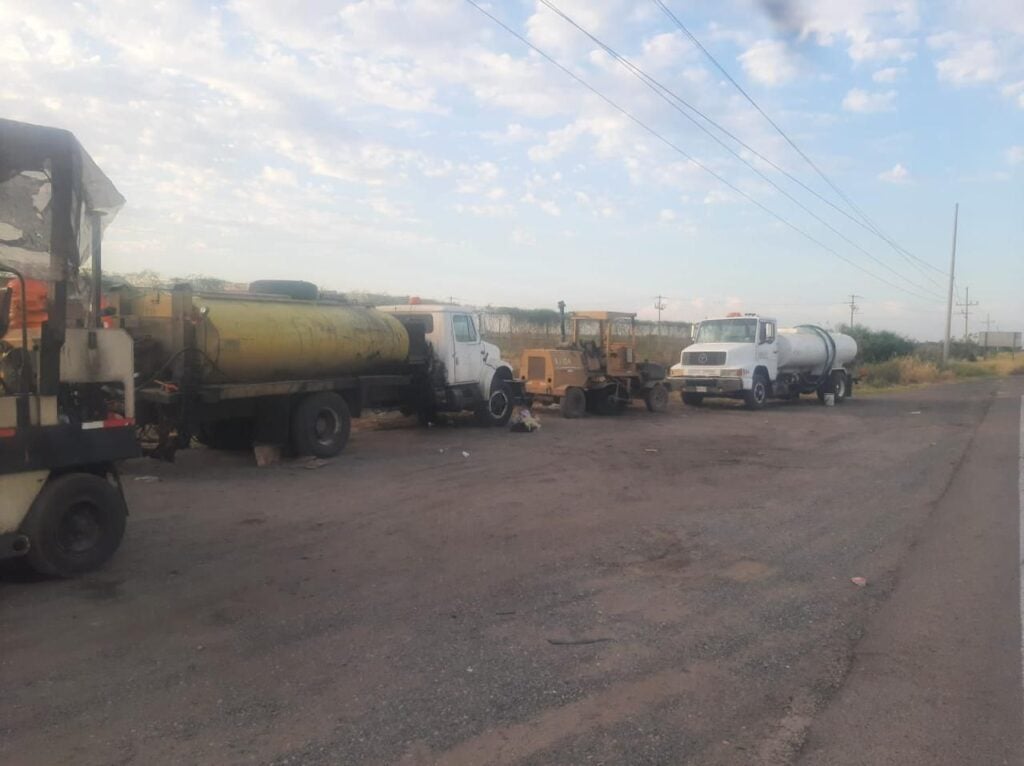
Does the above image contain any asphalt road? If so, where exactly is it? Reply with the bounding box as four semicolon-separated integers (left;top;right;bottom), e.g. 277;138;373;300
1;378;1021;765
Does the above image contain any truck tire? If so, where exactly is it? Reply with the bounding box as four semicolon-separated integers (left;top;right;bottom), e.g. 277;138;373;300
291;392;351;458
21;472;127;577
561;387;586;419
681;392;704;406
476;376;513;427
643;384;669;413
831;370;848;403
744;372;770;410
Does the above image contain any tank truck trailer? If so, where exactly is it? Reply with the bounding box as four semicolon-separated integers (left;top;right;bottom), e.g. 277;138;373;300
669;313;857;409
116;289;524;460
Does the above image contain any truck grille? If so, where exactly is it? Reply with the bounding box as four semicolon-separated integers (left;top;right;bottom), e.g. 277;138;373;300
682;351;726;365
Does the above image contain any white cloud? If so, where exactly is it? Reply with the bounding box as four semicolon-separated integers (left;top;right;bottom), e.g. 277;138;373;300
928;33;1003;85
878;163;911;183
658;208;676;222
842;88;897;113
738;39;798;86
872;67;907;83
847;34;916;63
1002;80;1024;108
1007;146;1024;165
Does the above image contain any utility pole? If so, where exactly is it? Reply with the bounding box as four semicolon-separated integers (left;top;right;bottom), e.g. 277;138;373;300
980;313;995;356
956;286;979;341
845;294;862;329
654;295;667;334
942;203;959;365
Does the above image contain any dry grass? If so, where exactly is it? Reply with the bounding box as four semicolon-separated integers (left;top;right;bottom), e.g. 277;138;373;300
859;352;1023;390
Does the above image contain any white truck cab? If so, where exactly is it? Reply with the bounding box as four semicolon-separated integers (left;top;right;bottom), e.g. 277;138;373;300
378;304;518;424
669;313;856;410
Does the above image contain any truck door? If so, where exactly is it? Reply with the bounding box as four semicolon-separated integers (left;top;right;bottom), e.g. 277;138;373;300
757;320;778;379
450;313;484;385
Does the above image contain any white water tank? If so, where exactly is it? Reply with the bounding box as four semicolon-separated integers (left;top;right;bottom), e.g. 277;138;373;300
776;328;857;372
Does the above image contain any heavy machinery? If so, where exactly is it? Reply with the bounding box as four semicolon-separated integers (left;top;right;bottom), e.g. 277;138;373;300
1;118;138;576
116;289;521;458
669;313;857;409
520;310;669;418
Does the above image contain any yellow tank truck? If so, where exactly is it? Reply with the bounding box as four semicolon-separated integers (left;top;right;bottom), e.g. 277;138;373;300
116;288;522;459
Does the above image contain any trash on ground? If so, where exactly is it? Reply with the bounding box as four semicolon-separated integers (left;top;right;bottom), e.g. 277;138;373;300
850;576;867;587
461;451;470;458
644;448;659;454
509;405;541;432
133;475;160;482
254;444;282;467
909;410;922;415
305;458;331;470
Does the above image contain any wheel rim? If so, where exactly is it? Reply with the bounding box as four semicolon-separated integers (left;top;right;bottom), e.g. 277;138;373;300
755;382;766;403
313;409;339;445
57;502;102;554
834;376;845;398
489;390;510;418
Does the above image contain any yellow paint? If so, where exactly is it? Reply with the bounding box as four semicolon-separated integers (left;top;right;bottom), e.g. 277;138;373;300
194;296;410;383
0;471;48;533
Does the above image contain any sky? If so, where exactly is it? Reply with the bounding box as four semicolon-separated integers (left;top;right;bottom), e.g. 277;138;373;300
1;0;1021;339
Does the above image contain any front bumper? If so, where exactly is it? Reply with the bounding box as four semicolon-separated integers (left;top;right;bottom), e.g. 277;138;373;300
670;376;744;394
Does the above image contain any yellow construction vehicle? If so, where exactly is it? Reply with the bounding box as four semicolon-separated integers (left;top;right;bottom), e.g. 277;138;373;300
519;310;669;418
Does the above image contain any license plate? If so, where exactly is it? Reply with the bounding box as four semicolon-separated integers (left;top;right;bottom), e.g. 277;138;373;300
695;386;708;392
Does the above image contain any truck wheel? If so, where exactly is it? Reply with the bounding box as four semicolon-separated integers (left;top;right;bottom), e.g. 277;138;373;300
681;392;704;406
21;472;127;577
644;384;669;413
744;373;769;410
476;377;513;427
291;392;351;458
831;370;848;403
561;387;586;419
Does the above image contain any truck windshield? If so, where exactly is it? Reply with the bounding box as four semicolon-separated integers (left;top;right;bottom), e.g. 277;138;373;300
695;319;758;343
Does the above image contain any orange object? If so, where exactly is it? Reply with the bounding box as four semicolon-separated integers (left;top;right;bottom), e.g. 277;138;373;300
7;278;48;331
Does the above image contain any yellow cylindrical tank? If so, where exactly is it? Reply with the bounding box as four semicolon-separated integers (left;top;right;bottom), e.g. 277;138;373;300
193;295;410;383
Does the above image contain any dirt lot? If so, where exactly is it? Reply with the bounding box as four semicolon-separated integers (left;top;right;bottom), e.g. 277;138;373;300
1;381;1021;765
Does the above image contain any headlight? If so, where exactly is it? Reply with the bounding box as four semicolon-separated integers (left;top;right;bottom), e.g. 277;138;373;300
719;368;747;377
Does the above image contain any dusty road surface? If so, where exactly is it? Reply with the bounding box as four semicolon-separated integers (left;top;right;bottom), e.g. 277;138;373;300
2;378;1022;766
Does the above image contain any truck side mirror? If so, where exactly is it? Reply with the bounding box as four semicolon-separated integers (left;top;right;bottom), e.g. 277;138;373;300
0;286;11;338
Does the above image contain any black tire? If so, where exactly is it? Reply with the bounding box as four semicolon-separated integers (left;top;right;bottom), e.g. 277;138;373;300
831;370;848;403
291;392;351;458
644;384;669;413
681;392;704;406
561;387;586;419
21;472;127;577
744;372;770;410
196;418;254;450
476;375;513;427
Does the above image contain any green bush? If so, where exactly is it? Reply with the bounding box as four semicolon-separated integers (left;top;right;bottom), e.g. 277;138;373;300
839;324;915;363
950;362;988;378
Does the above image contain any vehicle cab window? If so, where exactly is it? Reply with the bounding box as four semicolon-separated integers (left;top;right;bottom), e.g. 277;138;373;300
760;321;776;344
453;314;477;343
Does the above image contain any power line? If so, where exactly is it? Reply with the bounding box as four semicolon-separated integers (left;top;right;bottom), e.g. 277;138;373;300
463;0;945;303
654;294;667;332
535;0;944;301
845;294;862;328
650;0;947;283
956;285;979;340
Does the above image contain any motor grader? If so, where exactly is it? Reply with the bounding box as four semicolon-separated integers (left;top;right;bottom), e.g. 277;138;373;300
519;311;669;418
